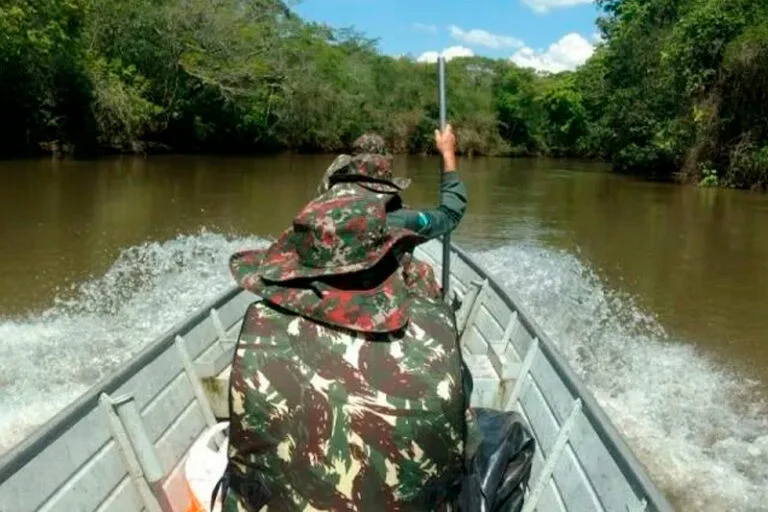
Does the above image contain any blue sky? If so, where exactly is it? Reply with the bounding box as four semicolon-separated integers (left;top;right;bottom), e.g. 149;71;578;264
292;0;603;72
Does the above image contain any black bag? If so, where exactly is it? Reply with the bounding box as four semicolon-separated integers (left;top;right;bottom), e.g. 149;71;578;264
457;408;536;512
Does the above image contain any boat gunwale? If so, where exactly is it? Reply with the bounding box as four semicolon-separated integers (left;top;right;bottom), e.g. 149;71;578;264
0;241;673;512
450;242;673;512
0;286;242;485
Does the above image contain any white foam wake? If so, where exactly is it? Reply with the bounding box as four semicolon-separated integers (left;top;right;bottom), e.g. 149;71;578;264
1;234;766;512
0;231;267;455
474;243;768;512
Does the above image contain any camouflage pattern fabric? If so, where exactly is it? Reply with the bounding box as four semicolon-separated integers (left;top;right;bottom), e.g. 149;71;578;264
334;154;410;189
325;154;411;194
317;155;353;196
230;241;441;333
400;252;442;301
257;190;424;283
317;132;411;195
230;246;414;333
320;181;392;202
229;185;428;333
352;133;390;156
223;294;467;512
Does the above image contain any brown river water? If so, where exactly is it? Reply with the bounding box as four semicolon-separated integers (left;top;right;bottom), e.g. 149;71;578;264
1;154;767;510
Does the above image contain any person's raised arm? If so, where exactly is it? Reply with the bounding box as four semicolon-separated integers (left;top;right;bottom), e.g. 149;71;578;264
387;124;467;238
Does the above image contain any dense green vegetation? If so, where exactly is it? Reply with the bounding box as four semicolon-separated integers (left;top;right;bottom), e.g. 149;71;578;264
2;0;768;189
593;0;768;189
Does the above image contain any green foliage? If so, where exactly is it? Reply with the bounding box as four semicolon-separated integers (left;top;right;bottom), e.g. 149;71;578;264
590;0;768;188
86;56;162;148
0;0;589;158
725;141;768;189
494;65;543;154
539;75;588;155
2;0;768;191
698;165;719;188
0;0;89;154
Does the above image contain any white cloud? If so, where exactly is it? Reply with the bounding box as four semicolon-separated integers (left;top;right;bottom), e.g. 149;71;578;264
417;46;475;64
448;25;523;49
413;23;437;34
521;0;593;14
510;33;594;73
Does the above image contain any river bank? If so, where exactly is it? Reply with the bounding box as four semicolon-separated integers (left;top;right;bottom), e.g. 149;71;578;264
5;0;768;190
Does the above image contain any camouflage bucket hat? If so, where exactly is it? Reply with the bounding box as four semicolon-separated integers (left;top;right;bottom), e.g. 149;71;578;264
229;248;412;333
254;192;422;283
317;134;410;195
328;153;411;194
228;191;425;332
352;133;390;156
316;154;407;197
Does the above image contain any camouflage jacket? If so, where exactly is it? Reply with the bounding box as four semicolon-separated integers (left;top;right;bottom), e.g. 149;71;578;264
318;157;468;242
386;173;467;241
222;294;467;511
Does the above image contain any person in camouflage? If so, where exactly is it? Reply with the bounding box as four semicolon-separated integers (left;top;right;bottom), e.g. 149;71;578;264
316;134;410;196
315;127;465;301
318;127;467;242
231;191;427;332
221;156;469;510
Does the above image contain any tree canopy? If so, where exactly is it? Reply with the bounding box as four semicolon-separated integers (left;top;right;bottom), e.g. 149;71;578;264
1;0;767;189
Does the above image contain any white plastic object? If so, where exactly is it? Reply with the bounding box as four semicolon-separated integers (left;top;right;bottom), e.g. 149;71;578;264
184;421;229;512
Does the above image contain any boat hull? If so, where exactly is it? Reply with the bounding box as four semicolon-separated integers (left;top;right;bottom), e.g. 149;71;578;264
0;239;672;512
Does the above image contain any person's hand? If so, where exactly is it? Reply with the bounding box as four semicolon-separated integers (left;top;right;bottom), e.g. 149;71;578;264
435;124;455;155
434;124;457;172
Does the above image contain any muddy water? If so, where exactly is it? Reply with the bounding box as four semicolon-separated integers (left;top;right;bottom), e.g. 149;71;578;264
1;154;767;510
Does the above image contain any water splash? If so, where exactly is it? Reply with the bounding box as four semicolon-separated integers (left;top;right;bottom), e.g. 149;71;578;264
1;233;766;512
0;231;267;455
474;243;768;512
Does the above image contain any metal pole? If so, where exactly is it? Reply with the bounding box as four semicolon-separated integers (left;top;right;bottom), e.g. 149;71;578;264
438;56;451;301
